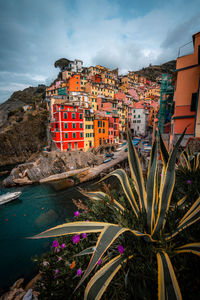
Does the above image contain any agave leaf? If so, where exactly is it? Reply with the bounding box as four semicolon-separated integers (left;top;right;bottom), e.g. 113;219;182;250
195;153;200;170
30;222;109;239
74;247;95;257
127;131;147;211
181;151;191;171
147;138;157;178
99;169;139;217
86;191;125;213
146;138;158;234
177;196;187;207
159;130;169;170
178;197;200;225
165;204;200;240
157;251;182;300
84;255;133;300
152;129;186;237
75;224;129;291
174;243;200;256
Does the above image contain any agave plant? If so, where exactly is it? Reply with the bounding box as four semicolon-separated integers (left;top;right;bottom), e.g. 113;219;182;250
32;130;200;300
179;149;200;172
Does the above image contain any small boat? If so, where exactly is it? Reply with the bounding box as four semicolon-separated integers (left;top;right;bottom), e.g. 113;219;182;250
105;153;114;157
103;158;112;163
0;191;22;205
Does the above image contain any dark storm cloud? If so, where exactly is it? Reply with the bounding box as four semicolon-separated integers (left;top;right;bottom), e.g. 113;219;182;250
161;12;200;49
0;0;199;103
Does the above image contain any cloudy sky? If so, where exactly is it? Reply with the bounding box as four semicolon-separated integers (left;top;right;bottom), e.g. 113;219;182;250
0;0;199;103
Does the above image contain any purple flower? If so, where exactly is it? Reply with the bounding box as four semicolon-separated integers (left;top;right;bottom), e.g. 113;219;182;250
118;245;124;254
72;235;80;244
97;258;102;265
52;240;59;248
81;233;87;239
74;211;80;217
159;173;162;177
61;243;66;249
187;180;191;184
56;248;60;253
77;268;82;277
58;257;62;261
55;269;59;274
86;220;89;222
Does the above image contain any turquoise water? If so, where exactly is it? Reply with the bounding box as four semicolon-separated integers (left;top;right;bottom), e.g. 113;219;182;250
0;179;87;294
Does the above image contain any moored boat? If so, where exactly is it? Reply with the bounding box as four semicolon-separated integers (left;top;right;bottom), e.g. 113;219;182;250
0;191;22;205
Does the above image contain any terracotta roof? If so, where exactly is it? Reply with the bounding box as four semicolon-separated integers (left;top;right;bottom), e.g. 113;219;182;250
133;101;145;109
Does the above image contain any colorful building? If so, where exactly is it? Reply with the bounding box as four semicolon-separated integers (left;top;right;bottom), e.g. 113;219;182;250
94;115;109;147
51;103;84;151
172;31;200;140
84;109;94;151
131;102;148;136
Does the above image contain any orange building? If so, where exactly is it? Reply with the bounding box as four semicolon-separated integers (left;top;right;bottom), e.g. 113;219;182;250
94;116;109;147
67;74;81;93
172;31;200;139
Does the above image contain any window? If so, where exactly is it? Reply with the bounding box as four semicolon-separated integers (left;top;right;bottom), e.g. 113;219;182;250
103;122;105;127
138;115;140;118
103;129;105;133
72;123;76;129
72;113;75;119
61;105;64;110
191;93;197;112
73;133;76;138
90;133;93;137
64;123;68;129
76;81;79;84
98;121;102;127
80;123;83;129
99;138;102;145
79;114;83;119
64;113;67;119
65;133;68;138
137;120;141;123
134;115;136;118
99;129;101;133
80;132;83;138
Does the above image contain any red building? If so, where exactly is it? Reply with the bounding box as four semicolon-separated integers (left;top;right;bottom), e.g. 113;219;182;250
51;103;84;151
92;74;101;83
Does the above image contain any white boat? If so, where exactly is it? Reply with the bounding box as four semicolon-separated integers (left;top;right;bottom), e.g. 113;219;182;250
0;191;22;205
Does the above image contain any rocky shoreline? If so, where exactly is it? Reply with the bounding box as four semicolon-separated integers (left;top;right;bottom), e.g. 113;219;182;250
2;147;128;188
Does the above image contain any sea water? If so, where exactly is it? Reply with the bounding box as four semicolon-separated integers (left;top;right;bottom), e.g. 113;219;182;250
0;179;88;294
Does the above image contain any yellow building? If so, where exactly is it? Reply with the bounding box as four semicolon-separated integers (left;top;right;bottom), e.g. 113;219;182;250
89;96;98;111
145;87;160;99
85;82;115;99
101;73;115;85
84;109;94;151
117;102;129;134
62;70;74;80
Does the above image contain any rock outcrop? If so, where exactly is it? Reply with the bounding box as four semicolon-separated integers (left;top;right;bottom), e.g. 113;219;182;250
3;150;104;187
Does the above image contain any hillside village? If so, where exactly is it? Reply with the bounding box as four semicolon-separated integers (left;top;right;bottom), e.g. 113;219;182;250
46;31;200;152
46;60;161;152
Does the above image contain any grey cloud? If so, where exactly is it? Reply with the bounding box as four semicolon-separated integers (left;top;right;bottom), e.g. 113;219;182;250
161;12;200;49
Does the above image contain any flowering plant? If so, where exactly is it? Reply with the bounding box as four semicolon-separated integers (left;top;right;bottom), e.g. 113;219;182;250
33;131;200;299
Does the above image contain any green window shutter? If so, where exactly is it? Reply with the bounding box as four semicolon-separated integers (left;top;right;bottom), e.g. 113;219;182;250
65;133;68;138
64;123;68;129
73;133;76;138
80;114;83;119
64;113;67;119
72;123;76;129
72;113;75;119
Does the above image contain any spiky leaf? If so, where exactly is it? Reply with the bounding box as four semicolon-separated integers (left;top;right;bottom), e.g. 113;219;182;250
157;251;182;300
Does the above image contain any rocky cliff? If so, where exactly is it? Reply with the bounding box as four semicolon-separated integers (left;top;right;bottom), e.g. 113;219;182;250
0;85;48;168
134;60;176;82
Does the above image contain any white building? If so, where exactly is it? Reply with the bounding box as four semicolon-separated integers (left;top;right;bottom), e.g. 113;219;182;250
131;102;148;136
65;59;83;73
